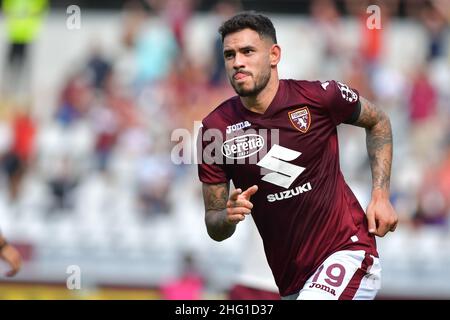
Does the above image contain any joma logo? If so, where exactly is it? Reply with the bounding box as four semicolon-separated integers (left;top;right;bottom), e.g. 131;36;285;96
226;121;251;134
308;282;336;296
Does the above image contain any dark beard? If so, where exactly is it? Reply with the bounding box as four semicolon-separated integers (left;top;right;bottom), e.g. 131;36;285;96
231;71;271;97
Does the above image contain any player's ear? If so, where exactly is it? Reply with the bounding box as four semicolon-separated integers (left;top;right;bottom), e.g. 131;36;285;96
269;44;281;67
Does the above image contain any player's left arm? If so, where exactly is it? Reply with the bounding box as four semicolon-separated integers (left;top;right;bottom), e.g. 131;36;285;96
350;96;398;237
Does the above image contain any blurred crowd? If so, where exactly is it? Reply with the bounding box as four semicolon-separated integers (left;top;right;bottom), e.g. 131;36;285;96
0;0;449;298
0;0;241;221
310;0;450;230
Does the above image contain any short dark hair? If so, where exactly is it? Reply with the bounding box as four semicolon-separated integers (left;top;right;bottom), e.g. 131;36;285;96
218;12;277;44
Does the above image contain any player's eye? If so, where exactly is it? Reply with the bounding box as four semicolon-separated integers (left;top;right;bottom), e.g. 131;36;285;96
243;49;254;55
224;52;235;59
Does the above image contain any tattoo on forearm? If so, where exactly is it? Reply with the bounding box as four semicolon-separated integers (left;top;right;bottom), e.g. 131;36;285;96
202;183;235;241
203;183;228;211
367;132;392;190
354;97;393;191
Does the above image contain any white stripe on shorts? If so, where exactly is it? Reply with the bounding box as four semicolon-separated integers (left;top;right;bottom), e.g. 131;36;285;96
281;250;381;300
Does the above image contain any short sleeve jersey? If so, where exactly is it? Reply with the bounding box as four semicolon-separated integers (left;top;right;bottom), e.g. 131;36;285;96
198;79;378;296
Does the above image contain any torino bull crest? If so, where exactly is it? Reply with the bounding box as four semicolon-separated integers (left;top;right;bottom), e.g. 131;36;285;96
288;107;311;133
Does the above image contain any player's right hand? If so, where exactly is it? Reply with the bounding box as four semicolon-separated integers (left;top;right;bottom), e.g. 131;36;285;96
226;185;258;225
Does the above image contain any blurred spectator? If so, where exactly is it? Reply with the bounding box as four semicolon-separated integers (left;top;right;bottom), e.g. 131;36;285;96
56;71;92;127
311;0;342;57
160;252;204;300
310;0;344;79
1;0;48;100
104;72;139;130
85;45;112;91
408;64;439;161
164;54;212;128
47;155;79;214
412;187;447;228
360;1;396;72
89;95;120;173
114;6;142;94
346;0;399;82
151;0;197;50
135;151;174;217
411;133;450;228
409;66;437;123
419;1;449;62
134;14;179;88
1;107;36;202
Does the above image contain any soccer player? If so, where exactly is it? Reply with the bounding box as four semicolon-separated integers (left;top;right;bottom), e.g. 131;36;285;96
197;12;398;300
0;232;22;277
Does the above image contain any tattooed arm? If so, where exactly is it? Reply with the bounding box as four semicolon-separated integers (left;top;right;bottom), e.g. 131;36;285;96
350;97;398;236
353;97;393;192
202;183;258;241
203;182;235;241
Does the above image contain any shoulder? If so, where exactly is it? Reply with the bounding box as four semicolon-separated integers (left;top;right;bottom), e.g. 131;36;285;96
283;79;334;99
202;96;239;129
279;79;338;110
288;79;358;102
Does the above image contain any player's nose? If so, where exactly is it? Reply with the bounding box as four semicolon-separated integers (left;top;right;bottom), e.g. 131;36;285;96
233;53;245;70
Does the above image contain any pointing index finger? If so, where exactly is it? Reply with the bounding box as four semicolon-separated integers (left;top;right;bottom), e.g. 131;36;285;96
241;185;258;200
229;188;242;201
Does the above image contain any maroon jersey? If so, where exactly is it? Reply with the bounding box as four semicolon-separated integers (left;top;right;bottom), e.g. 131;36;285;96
198;79;378;296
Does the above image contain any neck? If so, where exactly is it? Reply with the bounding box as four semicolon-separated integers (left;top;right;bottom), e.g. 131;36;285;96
240;72;279;114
